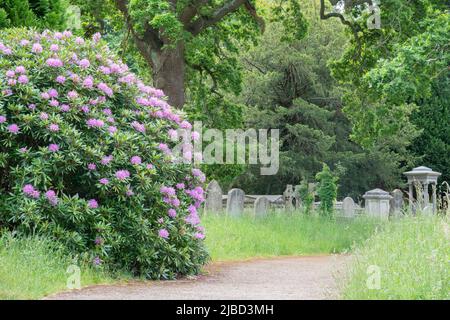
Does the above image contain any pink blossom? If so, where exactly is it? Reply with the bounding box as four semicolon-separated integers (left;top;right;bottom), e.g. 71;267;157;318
146;163;154;169
67;90;78;100
108;126;117;134
46;58;63;67
101;155;113;165
50;44;59;52
49;124;59;132
0;115;6;123
158;143;171;154
5;70;15;78
75;37;85;45
130;156;142;165
48;144;59;152
15;66;26;74
8;79;16;86
92;32;102;42
115;170;130;180
168;129;178;140
88;199;98;209
102;108;112;116
41;92;50;100
180;121;192;129
194;232;205;240
23;184;40;199
28;104;36;110
20;39;30;46
99;178;109;185
48;88;58;98
79;59;90;69
176;183;185;190
86;118;104;128
56;76;66;83
168;209;177;218
49;99;59;107
40;112;49;120
60;104;70;112
158;229;169;239
7;124;19;134
83;77;94;88
131;121;145;133
81;105;90;113
45;190;58;206
32;43;43;53
88;163;97;171
97;82;113;97
19;147;28;153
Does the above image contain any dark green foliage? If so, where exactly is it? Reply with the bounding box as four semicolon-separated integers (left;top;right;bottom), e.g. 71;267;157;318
0;0;67;29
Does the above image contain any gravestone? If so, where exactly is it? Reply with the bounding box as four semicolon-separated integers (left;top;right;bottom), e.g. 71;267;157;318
226;188;245;217
254;196;270;217
390;189;404;217
342;197;356;218
293;185;302;210
205;180;223;214
283;185;294;212
363;188;392;220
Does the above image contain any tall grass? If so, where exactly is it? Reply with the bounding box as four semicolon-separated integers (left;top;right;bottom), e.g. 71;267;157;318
0;233;119;299
341;215;449;299
202;213;382;261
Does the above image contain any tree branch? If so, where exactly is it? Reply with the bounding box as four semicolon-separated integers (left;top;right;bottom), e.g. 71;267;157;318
187;0;263;35
114;0;164;69
179;0;210;25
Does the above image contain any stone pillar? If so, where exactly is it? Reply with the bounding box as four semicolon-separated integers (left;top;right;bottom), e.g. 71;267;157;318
423;183;429;206
408;183;413;210
432;183;437;214
283;185;294;212
363;188;393;220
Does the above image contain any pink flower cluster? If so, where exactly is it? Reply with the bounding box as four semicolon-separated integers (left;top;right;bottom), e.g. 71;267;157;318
23;184;40;199
86;118;105;128
45;190;58;206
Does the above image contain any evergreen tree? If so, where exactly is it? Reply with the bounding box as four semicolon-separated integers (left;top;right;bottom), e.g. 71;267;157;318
315;163;338;218
0;0;67;29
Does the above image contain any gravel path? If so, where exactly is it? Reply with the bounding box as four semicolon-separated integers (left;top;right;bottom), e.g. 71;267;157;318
46;255;349;300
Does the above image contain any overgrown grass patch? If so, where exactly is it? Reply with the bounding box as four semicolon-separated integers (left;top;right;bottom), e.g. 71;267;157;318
202;212;382;261
0;233;125;300
341;215;449;300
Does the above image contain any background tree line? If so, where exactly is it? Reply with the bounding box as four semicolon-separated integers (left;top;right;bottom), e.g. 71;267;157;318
1;0;448;200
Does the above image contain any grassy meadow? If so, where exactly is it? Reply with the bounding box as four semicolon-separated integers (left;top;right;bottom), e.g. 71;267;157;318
0;233;124;300
202;212;383;261
341;215;449;299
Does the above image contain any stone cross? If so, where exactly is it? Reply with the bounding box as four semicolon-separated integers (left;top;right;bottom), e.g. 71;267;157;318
254;196;270;217
390;189;404;217
226;188;245;217
204;180;223;214
283;185;294;212
342;197;356;218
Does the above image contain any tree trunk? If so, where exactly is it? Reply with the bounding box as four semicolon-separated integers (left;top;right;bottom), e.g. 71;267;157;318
151;43;186;108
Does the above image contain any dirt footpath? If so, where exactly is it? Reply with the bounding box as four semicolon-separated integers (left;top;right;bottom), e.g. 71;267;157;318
47;255;349;300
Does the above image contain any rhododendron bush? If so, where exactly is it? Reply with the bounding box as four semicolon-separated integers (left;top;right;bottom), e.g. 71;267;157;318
0;28;208;279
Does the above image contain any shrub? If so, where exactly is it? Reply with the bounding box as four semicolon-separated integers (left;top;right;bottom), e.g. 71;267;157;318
315;163;338;217
0;28;208;279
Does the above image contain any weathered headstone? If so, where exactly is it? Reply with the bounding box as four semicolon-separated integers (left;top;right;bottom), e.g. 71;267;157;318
205;180;223;214
254;196;270;217
363;188;393;220
390;189;404;217
226;188;245;217
283;185;294;212
293;185;302;210
342;197;356;218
